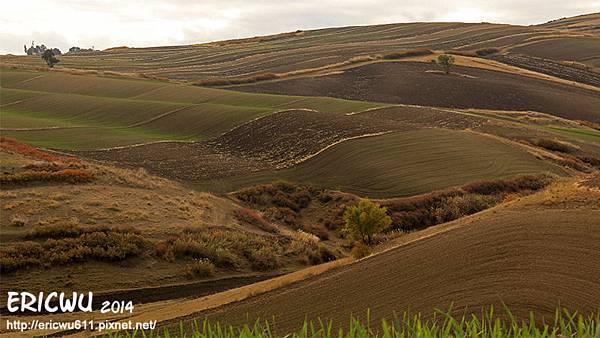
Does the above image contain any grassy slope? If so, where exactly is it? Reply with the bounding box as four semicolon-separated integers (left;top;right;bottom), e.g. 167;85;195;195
191;177;600;333
201;129;563;198
0;68;383;149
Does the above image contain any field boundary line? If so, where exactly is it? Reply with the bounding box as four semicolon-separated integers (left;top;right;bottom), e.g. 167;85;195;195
287;131;394;167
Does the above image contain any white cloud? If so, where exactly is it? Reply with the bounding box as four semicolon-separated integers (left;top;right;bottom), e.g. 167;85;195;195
1;0;598;54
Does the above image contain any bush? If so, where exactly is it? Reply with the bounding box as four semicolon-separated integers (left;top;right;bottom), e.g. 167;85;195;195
234;208;276;233
10;216;26;227
384;174;555;232
195;73;279;86
580;156;600;168
475;48;501;56
382;48;433;60
186;259;215;278
535;138;575;153
463;174;555;195
172;238;239;268
26;223;82;239
249;247;279;271
0;169;94;185
0;137;79;163
0;230;148;273
351;242;370;259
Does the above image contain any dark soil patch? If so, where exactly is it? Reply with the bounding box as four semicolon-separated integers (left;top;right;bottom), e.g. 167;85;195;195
233;62;600;123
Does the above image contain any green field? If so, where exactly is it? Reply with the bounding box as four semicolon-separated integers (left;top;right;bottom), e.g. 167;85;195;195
124;308;599;338
0;68;384;149
200;129;563;198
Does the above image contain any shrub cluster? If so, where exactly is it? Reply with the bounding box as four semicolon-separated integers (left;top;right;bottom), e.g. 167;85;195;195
382;48;433;60
194;72;279;86
535;138;575;153
236;181;314;223
234;208;277;233
0;226;147;273
186;258;215;278
475;47;501;56
384;174;555;232
0;168;94;185
162;229;284;272
0;137;78;163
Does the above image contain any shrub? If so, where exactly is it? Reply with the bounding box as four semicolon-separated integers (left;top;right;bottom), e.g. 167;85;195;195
26;223;82;239
0;137;79;163
154;241;175;261
0;169;94;185
0;241;44;273
249;247;279;271
385;174;555;232
234;208;276;233
463;174;555;195
343;200;392;244
351;242;371;259
194;72;279;86
172;238;239;268
382;48;433;60
535;138;575;153
186;259;215;278
306;246;338;264
10;216;26;227
580;156;600;168
303;223;329;240
0;229;148;273
432;194;498;223
475;47;501;56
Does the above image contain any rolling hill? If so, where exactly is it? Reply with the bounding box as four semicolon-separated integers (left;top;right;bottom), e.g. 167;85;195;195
1;15;599;82
173;175;600;334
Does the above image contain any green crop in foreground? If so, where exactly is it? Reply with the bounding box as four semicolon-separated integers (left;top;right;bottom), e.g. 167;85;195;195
106;307;600;338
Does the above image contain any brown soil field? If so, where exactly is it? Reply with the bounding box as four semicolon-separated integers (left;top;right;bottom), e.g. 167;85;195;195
171;176;600;333
539;12;600;35
233;62;600;123
488;53;600;87
507;36;600;67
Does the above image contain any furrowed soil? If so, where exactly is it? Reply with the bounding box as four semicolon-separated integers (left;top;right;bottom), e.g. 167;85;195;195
233;62;600;123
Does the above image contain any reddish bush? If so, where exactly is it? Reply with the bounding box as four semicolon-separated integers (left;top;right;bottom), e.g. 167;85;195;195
234;208;276;233
0;137;79;163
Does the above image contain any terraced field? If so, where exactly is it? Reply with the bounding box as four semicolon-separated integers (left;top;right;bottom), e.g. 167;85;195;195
0;68;384;149
2;18;598;83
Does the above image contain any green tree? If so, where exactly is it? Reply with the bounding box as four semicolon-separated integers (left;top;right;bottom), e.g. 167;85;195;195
343;200;392;244
436;54;455;74
41;50;60;68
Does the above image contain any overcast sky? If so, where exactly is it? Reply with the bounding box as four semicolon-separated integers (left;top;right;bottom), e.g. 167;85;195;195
1;0;598;55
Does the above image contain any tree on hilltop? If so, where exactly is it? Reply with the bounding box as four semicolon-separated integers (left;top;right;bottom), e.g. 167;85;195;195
436;54;455;74
41;50;60;68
